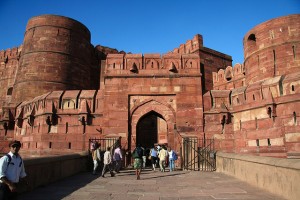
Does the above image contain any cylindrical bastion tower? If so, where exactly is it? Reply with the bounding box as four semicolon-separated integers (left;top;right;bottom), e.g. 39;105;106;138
243;14;300;84
12;15;94;104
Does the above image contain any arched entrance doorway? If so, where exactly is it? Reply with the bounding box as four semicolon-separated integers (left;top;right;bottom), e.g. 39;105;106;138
130;99;177;152
136;111;166;149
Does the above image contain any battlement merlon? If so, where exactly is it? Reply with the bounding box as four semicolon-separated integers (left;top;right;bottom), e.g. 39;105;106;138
0;45;23;61
105;53;201;76
173;34;203;54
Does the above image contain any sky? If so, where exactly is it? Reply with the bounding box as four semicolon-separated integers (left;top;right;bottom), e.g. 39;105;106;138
0;0;299;65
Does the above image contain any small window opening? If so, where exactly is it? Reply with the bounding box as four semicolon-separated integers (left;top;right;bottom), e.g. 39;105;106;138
256;139;260;146
221;115;226;134
68;101;70;108
253;94;255;101
292;45;296;60
237;98;239;104
49;142;52;148
66;122;69;133
68;142;71;149
267;107;272;118
255;117;258;129
293;112;297;125
267;138;271;146
291;85;295;92
83;117;86;134
36;142;38;148
151;62;154;68
248;34;256;42
226;77;231;81
273;50;276;76
113;63;115;69
7;87;13;95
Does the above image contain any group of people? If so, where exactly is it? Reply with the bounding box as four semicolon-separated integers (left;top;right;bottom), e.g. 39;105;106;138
148;145;177;172
0;140;178;199
132;144;178;180
92;141;178;180
91;142;123;178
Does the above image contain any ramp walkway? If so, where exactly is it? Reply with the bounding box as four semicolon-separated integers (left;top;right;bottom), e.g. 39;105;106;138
19;168;285;200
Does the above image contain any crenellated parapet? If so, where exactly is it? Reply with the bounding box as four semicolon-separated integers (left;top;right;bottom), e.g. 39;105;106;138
11;89;105;151
14;90;101;136
213;63;245;90
204;72;300;156
172;34;203;54
0;47;22;70
0;46;23;107
0;46;22;62
105;53;201;76
207;73;300;111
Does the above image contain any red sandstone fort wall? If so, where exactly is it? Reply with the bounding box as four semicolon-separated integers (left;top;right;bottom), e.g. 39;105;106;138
172;34;232;92
0;47;22;107
204;14;300;157
104;53;203;151
0;14;299;158
204;72;300;157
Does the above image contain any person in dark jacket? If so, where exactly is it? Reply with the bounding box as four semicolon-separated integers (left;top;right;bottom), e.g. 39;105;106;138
132;144;144;180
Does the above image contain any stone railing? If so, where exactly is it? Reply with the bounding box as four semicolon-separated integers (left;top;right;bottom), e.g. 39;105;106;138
22;152;89;190
216;152;300;200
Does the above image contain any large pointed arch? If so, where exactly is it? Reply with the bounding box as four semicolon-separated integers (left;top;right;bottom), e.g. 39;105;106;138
129;99;177;151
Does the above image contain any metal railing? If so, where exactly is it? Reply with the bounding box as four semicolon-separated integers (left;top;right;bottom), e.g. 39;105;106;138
174;129;216;171
182;138;216;171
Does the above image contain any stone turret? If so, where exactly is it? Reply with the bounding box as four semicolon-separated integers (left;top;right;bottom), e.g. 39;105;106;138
11;15;95;104
243;14;300;84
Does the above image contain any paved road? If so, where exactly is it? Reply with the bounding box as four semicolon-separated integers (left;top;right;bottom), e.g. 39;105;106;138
19;168;285;200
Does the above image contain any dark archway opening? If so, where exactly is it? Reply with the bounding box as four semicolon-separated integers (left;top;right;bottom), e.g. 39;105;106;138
136;111;165;167
136;111;164;149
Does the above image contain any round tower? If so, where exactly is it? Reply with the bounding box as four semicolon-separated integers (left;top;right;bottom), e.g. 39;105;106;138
243;14;300;84
12;15;94;104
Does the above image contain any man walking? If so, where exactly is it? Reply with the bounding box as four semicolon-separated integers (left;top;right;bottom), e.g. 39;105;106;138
113;145;122;173
101;147;115;177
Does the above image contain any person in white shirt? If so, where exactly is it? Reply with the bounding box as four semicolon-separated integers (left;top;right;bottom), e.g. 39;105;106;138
101;147;115;177
167;147;175;172
0;140;28;200
92;142;101;175
149;146;158;171
113;145;122;173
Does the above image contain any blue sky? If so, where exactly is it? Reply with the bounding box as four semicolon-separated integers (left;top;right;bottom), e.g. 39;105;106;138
0;0;299;64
